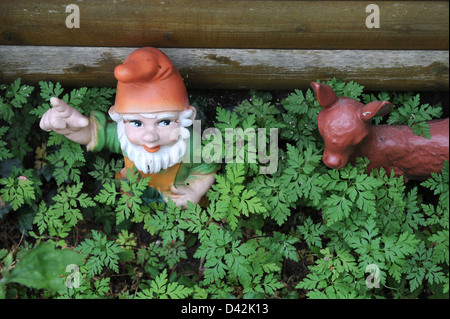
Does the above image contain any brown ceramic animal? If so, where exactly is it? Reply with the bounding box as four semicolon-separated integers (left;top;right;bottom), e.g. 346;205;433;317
311;82;449;181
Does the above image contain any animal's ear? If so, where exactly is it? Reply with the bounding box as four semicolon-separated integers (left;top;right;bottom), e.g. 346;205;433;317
310;82;338;108
360;101;393;122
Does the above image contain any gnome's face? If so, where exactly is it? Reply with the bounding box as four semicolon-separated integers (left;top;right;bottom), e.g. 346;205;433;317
123;112;180;153
111;107;195;174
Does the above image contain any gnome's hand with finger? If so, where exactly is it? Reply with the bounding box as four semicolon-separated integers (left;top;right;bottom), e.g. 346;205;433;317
39;47;220;208
40;97;92;146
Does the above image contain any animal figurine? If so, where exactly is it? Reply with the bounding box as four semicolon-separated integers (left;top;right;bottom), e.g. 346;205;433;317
311;82;449;181
40;47;220;208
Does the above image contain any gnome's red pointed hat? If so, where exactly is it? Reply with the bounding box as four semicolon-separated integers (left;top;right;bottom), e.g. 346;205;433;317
112;47;189;114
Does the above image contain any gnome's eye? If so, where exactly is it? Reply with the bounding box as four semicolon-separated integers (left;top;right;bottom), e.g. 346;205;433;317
157;119;172;127
129;120;143;127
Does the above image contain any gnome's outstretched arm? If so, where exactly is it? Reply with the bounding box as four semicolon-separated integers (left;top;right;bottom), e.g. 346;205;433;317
163;173;216;209
40;97;94;146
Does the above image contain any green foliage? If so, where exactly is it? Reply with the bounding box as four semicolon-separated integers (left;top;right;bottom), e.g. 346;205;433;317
136;269;192;299
1;79;34;124
0;127;12;161
0;78;447;300
0;241;84;297
33;182;95;238
209;164;266;230
315;159;385;224
74;230;124;277
0;174;36;211
0;79;35;161
362;92;442;138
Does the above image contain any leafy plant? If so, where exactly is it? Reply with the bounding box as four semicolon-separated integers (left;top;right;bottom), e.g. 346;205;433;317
362;92;442;138
136;269;192;299
0;174;36;211
74;230;124;277
0;241;83;298
33;182;95;238
0;78;448;300
209;164;266;230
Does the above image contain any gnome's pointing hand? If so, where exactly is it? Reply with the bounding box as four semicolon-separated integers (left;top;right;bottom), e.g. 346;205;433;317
40;97;93;145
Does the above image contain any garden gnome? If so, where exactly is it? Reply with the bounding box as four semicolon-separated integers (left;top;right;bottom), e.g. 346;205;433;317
311;81;449;182
40;47;220;208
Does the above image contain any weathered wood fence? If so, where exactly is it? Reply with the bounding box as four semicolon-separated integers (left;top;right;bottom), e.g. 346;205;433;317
0;0;448;91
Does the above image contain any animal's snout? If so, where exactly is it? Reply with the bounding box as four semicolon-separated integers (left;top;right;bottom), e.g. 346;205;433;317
323;154;346;169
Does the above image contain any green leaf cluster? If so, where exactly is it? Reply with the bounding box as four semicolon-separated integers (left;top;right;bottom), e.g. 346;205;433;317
0;241;83;298
0;78;447;300
33;182;95;238
136;269;192;299
75;230;124;277
362;92;442;138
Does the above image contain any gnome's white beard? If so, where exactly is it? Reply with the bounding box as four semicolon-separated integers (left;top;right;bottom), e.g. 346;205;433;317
116;121;190;174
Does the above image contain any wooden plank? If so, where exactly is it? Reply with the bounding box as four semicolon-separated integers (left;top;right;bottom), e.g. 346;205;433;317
0;1;448;50
0;46;448;91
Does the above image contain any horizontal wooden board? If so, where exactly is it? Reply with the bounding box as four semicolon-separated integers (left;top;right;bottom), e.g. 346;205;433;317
0;46;448;91
0;1;448;50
